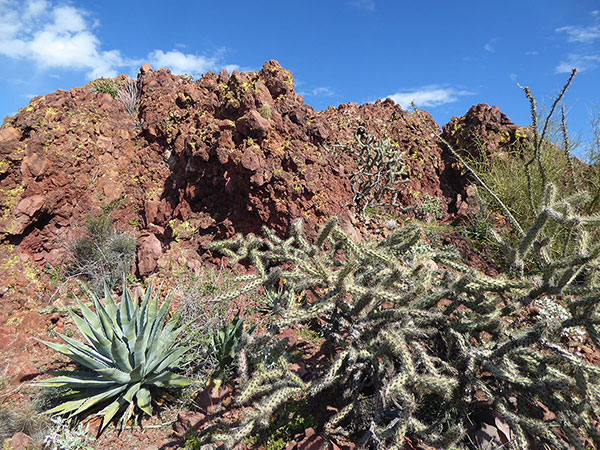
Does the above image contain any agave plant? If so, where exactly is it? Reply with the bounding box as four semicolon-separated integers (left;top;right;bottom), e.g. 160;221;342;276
211;312;255;384
37;282;192;432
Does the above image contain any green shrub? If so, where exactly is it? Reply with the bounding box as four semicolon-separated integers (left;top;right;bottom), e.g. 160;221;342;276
37;282;192;433
211;313;255;385
89;78;120;98
42;416;96;450
434;70;600;277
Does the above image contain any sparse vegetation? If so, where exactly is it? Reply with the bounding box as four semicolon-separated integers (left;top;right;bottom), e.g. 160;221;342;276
67;207;136;294
116;78;140;119
0;405;49;449
5;61;600;450
89;78;120;98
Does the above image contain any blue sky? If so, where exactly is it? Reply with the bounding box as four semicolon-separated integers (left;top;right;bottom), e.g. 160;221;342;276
1;0;599;158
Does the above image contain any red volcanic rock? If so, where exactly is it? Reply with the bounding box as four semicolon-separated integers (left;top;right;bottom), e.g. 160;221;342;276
137;232;163;276
236;109;272;139
442;103;529;160
4;432;32;450
0;59;523;283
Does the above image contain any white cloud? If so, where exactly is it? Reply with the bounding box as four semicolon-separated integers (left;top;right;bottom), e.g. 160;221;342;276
0;0;238;79
311;87;335;96
386;85;473;109
556;25;600;43
0;0;129;78
148;50;218;78
349;0;375;11
555;54;600;73
297;86;335;97
484;43;494;53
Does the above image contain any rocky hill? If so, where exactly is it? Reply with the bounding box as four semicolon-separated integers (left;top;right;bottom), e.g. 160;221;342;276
0;61;525;286
4;60;598;450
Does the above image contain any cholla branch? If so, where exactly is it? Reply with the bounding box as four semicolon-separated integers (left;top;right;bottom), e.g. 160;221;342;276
326;126;410;215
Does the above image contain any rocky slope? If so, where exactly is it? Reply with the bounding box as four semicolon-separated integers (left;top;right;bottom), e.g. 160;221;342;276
0;60;544;449
0;61;526;282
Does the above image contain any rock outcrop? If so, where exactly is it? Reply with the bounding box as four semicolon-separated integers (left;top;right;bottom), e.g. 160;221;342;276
0;61;525;285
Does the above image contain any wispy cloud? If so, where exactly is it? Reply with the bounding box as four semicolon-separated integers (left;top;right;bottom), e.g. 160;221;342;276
0;0;237;79
349;0;375;11
297;86;336;97
148;50;217;78
385;85;473;109
483;38;498;53
555;54;600;73
312;87;335;96
556;25;600;43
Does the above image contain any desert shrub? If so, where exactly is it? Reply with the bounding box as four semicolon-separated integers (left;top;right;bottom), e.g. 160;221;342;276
37;282;192;433
89;78;119;98
116;78;140;119
0;405;49;449
177;265;270;396
415;70;600;280
417;193;443;220
42;416;96;450
193;198;600;450
68;210;136;294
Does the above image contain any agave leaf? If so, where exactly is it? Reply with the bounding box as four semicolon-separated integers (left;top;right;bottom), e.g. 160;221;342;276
130;364;144;383
137;283;154;328
73;384;129;416
132;330;149;369
103;284;125;341
44;398;87;416
110;334;133;372
150;315;184;358
96;367;131;384
100;397;126;433
39;339;109;371
67;311;112;359
93;295;117;342
123;382;142;403
36;374;116;389
75;297;108;341
147;284;160;322
145;345;190;378
103;283;119;324
119;286;135;331
146;370;193;388
56;332;113;366
145;297;173;354
135;387;152;416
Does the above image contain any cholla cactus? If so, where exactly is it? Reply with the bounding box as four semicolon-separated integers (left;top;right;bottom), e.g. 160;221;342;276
200;195;600;450
327;126;410;215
